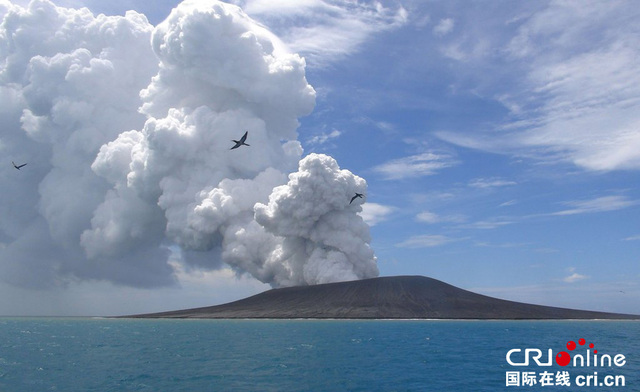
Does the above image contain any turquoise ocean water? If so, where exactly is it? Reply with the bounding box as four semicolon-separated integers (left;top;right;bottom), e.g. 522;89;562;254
0;318;638;391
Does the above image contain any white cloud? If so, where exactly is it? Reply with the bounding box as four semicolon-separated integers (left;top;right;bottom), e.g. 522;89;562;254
234;0;408;66
0;0;378;291
396;234;456;248
534;247;559;254
372;151;458;180
359;203;394;226
416;211;439;224
412;13;431;29
474;241;527;249
460;219;514;230
436;1;640;172
0;0;162;288
254;154;378;285
433;18;454;36
84;0;321;288
551;195;637;216
515;43;640;171
441;41;466;61
562;267;589;284
416;210;465;224
564;272;589;284
468;177;517;189
307;129;341;145
623;235;640;241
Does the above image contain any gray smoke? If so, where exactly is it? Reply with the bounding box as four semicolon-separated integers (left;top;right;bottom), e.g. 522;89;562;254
0;0;378;289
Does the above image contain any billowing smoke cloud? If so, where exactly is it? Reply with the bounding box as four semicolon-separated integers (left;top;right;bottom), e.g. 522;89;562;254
0;0;162;287
0;0;378;289
254;154;378;286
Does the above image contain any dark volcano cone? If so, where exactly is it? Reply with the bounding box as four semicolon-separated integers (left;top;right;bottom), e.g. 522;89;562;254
127;276;639;319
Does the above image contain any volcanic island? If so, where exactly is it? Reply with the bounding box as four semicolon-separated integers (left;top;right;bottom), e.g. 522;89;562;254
127;276;639;319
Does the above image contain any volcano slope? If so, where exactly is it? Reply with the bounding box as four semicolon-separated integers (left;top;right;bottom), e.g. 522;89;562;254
127;276;639;319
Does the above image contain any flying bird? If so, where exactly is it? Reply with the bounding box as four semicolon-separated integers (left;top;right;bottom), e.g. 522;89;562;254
230;131;250;150
12;161;27;170
350;193;364;204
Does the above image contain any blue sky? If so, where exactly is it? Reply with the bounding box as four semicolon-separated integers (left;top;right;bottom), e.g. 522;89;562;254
240;0;640;314
1;0;638;315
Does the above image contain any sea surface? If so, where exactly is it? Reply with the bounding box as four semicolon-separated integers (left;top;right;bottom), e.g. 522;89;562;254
0;318;637;391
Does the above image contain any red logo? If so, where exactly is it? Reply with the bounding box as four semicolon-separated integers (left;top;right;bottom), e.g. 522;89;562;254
506;338;628;388
555;338;595;366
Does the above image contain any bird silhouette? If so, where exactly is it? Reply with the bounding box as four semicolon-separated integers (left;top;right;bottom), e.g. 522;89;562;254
350;193;364;204
230;131;250;149
12;161;27;170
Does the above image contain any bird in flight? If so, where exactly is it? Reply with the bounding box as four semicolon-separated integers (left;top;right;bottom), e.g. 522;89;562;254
230;131;250;150
12;161;27;170
350;193;364;204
